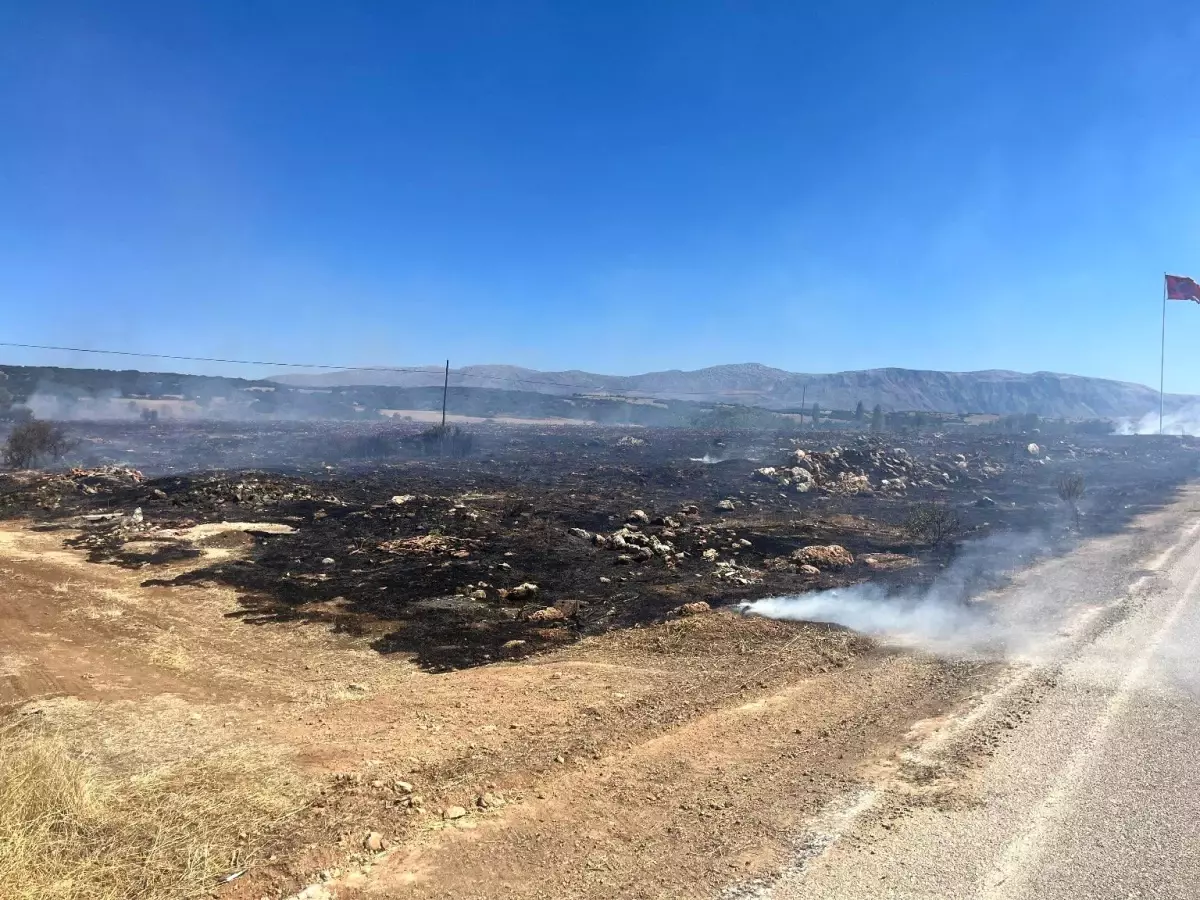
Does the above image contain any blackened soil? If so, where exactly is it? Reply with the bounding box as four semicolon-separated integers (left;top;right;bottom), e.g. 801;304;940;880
2;424;1196;670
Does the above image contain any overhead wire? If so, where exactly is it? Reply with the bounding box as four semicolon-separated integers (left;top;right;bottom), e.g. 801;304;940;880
0;341;742;398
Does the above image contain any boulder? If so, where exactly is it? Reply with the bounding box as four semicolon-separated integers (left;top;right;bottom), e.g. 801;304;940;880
791;544;854;570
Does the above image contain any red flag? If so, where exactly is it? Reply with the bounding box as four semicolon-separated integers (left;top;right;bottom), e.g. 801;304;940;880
1166;274;1200;302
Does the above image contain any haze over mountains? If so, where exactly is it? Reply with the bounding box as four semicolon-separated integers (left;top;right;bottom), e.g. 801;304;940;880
273;364;1182;419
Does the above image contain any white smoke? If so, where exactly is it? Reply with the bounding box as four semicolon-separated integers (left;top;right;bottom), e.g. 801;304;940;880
1116;402;1200;435
742;531;1061;658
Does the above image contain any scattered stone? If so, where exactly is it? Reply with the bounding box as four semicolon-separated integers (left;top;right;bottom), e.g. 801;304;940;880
1027;443;1041;456
443;806;468;820
798;564;821;576
701;548;718;561
791;545;854;570
598;576;611;584
715;499;737;512
364;831;387;852
975;496;997;508
390;494;415;506
671;601;711;617
568;527;591;540
627;509;650;524
477;792;506;808
394;780;414;794
320;557;336;567
526;606;566;622
508;582;539;600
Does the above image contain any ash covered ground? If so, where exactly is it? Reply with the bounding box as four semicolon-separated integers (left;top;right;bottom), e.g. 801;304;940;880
2;419;1196;670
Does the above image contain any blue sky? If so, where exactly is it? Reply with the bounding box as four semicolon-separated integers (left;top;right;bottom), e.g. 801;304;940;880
3;1;1200;389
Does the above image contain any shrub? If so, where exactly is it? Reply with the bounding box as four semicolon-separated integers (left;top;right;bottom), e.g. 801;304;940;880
1057;473;1085;528
3;419;74;469
418;424;474;457
903;502;961;547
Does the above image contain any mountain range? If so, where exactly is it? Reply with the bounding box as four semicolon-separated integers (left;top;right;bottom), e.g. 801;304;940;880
272;364;1186;419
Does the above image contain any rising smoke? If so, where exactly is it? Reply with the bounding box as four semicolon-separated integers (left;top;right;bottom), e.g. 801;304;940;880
1116;402;1200;436
742;530;1063;658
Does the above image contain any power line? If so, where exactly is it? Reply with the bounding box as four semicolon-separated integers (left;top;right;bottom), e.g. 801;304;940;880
0;340;733;398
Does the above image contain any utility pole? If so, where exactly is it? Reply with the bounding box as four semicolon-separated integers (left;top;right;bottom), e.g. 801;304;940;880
800;383;807;426
441;359;450;428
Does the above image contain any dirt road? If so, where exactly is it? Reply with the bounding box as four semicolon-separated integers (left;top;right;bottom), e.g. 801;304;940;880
759;485;1200;900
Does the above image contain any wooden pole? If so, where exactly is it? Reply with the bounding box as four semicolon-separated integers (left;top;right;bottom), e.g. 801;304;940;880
1161;274;1167;435
800;383;807;426
441;359;450;428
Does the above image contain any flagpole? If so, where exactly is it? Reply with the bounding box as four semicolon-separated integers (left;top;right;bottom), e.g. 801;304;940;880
1161;272;1167;435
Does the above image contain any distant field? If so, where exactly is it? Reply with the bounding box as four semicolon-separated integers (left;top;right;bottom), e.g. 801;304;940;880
379;408;599;426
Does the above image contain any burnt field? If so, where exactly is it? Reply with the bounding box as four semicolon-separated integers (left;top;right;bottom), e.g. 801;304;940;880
2;420;1197;670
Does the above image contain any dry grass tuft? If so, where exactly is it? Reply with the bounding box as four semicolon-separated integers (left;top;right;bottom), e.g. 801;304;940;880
0;719;303;900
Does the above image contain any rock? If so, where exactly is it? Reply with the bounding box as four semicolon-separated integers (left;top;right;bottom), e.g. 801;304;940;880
364;831;387;852
681;504;700;515
975;496;997;508
753;467;778;481
615;553;634;564
390;494;415;506
598;576;611;584
568;527;591;540
443;806;468;820
502;639;527;649
791;545;854;570
150;488;167;500
293;885;334;900
409;794;425;808
737;538;752;548
320;557;336;567
627;509;650;524
1027;443;1041;456
716;499;737;512
798;564;821;575
672;601;711;617
347;682;369;693
701;548;719;561
477;792;506;808
526;606;567;622
508;582;539;600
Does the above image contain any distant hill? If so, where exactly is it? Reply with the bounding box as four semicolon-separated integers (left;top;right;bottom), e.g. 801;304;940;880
273;364;1185;419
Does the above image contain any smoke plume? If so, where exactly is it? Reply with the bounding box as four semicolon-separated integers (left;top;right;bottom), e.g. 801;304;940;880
743;531;1062;658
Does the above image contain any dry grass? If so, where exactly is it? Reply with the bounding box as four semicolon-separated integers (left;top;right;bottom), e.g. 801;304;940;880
0;718;304;900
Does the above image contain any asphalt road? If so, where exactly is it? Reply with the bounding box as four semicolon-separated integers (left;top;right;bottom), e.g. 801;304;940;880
766;485;1200;900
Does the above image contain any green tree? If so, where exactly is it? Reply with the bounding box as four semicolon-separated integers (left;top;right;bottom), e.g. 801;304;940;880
853;400;865;423
870;404;884;432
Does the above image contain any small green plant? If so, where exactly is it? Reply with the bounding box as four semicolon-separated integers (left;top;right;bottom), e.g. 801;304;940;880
903;503;961;547
1057;473;1085;529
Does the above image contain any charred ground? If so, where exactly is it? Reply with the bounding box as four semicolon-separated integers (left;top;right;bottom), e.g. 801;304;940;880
2;421;1195;671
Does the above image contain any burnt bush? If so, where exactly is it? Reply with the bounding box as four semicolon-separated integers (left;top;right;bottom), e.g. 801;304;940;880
1057;473;1085;528
903;502;961;547
416;424;474;458
342;431;405;459
3;419;75;469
